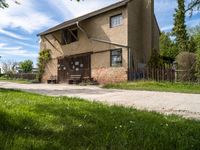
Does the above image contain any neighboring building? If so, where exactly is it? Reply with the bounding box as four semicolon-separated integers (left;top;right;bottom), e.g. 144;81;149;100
38;0;160;84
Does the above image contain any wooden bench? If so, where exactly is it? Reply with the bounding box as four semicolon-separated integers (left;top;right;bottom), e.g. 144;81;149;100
68;75;82;84
47;76;57;84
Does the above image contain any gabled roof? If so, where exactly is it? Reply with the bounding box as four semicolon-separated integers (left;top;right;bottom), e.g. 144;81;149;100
38;0;130;36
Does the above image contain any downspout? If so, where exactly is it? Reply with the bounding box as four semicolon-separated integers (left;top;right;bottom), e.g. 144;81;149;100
76;22;90;38
128;47;131;81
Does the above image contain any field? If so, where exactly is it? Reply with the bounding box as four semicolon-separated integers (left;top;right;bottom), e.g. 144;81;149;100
0;88;200;149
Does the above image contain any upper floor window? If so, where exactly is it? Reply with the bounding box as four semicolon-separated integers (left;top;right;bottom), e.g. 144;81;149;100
61;28;78;45
110;49;122;67
110;14;123;28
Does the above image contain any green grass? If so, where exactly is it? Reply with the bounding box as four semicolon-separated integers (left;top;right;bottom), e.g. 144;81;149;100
0;77;32;84
104;81;200;94
0;89;200;149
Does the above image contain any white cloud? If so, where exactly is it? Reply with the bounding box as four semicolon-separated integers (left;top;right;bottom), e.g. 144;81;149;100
0;43;38;58
160;18;200;32
161;25;174;31
15;41;38;49
0;29;29;40
47;0;119;19
0;0;58;34
0;43;7;47
0;50;38;58
187;18;200;27
155;0;177;13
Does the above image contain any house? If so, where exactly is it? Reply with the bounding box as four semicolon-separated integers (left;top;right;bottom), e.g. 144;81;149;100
38;0;160;84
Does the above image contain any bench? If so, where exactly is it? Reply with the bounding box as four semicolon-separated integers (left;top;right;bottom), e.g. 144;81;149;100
68;75;82;84
47;76;57;84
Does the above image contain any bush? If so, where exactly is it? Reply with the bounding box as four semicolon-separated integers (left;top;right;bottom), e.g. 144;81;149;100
37;49;51;82
195;49;200;82
148;50;163;68
176;52;196;81
19;60;33;73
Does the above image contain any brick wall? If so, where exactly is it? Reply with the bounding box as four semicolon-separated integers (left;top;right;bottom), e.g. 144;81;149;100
92;67;127;84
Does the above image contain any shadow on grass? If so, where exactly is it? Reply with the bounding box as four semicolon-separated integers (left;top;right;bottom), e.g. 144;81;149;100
0;89;200;150
32;102;200;150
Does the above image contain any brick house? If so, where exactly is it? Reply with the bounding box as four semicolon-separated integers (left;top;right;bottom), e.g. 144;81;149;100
38;0;160;84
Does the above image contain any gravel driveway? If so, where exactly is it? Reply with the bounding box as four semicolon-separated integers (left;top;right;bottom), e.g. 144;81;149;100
1;81;200;120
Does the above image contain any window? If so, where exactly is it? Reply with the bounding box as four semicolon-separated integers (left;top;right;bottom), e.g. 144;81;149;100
110;49;122;67
61;28;78;45
110;14;123;28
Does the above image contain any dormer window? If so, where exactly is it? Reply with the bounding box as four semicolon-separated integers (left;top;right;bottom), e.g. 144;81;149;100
110;14;123;28
61;28;78;45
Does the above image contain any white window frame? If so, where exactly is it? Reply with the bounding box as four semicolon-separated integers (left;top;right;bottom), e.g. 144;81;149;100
110;14;123;28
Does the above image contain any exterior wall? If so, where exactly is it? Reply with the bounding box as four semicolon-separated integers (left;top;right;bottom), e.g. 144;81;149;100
39;0;160;84
128;0;157;68
40;34;63;83
91;48;127;84
128;0;143;68
40;6;128;84
153;15;160;52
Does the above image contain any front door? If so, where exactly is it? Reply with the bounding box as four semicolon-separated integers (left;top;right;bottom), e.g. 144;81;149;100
58;54;91;83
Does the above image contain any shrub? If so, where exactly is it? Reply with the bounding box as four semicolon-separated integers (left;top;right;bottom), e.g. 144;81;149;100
148;49;164;68
19;60;33;73
195;49;200;82
37;49;51;82
176;52;196;81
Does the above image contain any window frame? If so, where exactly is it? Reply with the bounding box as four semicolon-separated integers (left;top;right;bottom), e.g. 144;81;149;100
110;49;123;67
61;28;79;45
110;13;123;28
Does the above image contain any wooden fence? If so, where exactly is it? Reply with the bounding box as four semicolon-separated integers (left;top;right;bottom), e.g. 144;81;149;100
129;66;175;82
6;73;37;80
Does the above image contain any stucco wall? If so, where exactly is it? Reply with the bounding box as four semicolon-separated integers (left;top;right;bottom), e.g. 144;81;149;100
127;0;143;68
40;0;160;83
40;6;128;83
128;0;156;68
153;16;160;52
91;48;128;83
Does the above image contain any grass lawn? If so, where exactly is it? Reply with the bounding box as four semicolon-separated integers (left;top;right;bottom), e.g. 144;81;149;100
0;89;200;149
0;77;32;84
104;81;200;94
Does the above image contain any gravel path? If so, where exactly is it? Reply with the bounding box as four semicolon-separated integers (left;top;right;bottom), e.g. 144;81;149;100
1;81;200;120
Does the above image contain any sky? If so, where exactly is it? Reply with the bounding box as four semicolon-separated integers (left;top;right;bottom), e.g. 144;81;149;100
0;0;200;67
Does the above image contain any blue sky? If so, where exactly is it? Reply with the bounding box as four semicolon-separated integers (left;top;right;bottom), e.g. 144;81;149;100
0;0;200;66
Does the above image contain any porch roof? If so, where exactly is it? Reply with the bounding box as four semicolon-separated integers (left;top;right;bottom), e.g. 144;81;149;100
37;0;130;36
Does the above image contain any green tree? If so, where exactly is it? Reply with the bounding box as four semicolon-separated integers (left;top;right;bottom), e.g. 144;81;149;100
160;32;179;59
189;24;200;81
187;24;200;81
188;36;197;52
188;24;200;51
19;60;33;73
172;0;189;52
37;49;51;82
0;0;8;8
195;49;200;82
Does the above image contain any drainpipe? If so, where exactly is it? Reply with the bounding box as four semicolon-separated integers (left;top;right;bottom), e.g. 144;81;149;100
76;22;90;38
128;48;131;80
